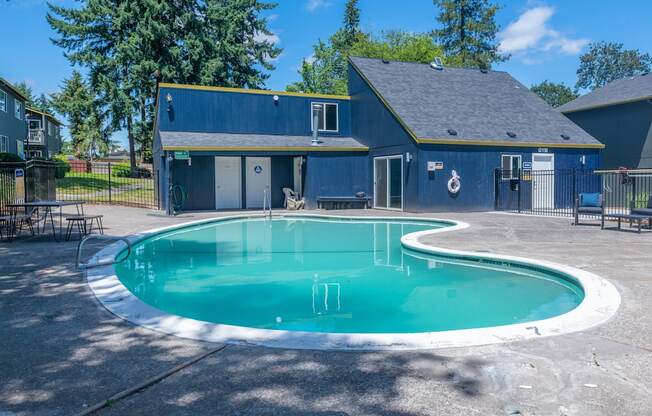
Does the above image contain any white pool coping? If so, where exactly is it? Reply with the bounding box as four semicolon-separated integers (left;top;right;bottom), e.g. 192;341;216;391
86;213;621;351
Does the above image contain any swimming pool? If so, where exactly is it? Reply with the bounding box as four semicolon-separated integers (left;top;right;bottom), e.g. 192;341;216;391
88;215;620;349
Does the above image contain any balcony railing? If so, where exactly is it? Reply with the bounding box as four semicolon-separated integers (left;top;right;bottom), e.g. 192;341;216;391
28;129;45;144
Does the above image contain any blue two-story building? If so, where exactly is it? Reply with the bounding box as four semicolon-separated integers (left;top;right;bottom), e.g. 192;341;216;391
0;77;28;158
153;57;603;213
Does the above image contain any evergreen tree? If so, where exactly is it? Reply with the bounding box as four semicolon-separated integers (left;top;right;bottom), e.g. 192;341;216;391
576;42;652;91
432;0;507;69
48;0;281;169
13;82;35;107
287;0;364;95
50;71;111;159
13;82;53;112
530;80;579;108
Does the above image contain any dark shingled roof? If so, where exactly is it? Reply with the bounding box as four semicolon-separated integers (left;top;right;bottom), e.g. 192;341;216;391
160;131;367;151
349;57;601;147
558;73;652;113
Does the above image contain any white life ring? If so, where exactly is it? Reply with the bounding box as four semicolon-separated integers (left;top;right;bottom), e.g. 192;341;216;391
447;170;461;194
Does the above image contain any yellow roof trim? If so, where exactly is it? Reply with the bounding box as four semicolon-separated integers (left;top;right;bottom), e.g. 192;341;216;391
416;137;605;149
26;107;64;125
347;58;420;143
561;95;652;114
159;83;351;100
163;146;368;152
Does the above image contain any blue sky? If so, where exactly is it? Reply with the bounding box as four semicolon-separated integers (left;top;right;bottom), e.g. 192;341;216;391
1;0;651;148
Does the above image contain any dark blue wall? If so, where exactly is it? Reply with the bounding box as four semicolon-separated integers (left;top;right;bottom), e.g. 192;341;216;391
271;156;294;208
171;156;216;211
349;65;420;210
564;101;652;169
303;152;370;209
158;87;351;138
418;145;601;211
0;85;27;156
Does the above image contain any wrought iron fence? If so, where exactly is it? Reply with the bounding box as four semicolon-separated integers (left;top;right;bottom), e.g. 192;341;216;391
0;160;157;212
495;168;652;217
0;161;56;216
57;161;157;208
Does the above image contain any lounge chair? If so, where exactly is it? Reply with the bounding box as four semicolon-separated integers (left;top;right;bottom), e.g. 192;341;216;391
282;188;305;210
574;192;604;226
631;195;652;227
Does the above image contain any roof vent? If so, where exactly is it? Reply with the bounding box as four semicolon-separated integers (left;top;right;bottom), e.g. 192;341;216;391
561;134;570;140
506;131;517;138
642;72;649;76
447;129;458;136
480;68;489;74
430;57;444;70
381;57;390;64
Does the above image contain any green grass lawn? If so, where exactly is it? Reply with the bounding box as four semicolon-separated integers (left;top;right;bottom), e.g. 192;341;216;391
56;172;155;206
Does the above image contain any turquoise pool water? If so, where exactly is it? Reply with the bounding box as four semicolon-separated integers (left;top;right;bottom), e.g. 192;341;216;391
114;217;584;334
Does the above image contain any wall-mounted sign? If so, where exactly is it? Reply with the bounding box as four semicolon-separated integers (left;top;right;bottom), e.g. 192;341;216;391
522;161;532;170
427;161;444;171
15;169;25;202
174;151;189;160
537;148;548;153
254;165;263;174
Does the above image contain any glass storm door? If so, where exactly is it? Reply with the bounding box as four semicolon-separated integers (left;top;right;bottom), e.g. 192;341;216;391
374;156;403;210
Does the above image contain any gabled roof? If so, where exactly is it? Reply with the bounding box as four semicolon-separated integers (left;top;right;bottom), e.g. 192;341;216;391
349;57;603;148
0;77;29;101
26;107;64;126
558;73;652;113
160;131;368;152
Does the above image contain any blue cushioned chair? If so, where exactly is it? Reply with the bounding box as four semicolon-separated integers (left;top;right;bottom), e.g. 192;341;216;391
574;193;604;226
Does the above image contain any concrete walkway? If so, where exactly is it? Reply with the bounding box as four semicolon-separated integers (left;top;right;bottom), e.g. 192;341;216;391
1;206;651;416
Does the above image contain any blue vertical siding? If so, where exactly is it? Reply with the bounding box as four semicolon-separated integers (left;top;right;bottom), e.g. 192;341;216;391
303;153;370;209
171;156;216;211
0;86;27;156
564;101;652;169
158;87;351;138
418;145;601;211
271;156;294;208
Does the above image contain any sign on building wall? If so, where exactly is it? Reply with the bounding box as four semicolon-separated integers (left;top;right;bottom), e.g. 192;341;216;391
15;168;25;203
174;151;189;160
427;161;444;171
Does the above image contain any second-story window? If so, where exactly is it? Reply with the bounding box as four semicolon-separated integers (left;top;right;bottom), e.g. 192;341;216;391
311;102;338;132
14;99;22;120
0;90;6;112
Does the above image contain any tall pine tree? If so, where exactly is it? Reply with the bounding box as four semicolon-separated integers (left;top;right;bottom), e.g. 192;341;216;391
432;0;507;69
48;0;281;169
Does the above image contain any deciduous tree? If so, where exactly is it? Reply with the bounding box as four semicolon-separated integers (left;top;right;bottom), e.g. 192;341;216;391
576;41;652;91
530;80;579;108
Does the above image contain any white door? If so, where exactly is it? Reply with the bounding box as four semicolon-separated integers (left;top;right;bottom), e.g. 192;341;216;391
245;157;271;209
215;157;242;209
532;153;555;210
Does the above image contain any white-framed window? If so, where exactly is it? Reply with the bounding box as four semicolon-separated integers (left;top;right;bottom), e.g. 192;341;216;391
311;102;338;132
0;135;8;152
14;99;22;119
0;89;6;112
501;154;522;180
29;119;42;130
28;150;43;158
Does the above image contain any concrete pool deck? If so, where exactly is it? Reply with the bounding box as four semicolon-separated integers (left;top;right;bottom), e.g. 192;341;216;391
1;206;651;415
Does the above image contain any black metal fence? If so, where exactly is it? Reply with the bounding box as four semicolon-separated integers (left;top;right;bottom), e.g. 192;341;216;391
57;161;156;208
495;168;652;217
0;160;157;212
0;161;56;216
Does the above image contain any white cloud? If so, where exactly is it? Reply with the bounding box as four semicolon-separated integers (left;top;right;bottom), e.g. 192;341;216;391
305;0;332;12
499;6;589;60
254;31;280;45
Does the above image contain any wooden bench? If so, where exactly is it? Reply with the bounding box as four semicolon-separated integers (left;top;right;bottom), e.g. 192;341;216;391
317;196;372;210
65;215;104;240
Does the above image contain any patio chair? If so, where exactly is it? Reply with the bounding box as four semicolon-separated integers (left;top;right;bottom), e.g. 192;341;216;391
282;187;305;210
573;192;604;227
0;208;35;241
631;195;652;227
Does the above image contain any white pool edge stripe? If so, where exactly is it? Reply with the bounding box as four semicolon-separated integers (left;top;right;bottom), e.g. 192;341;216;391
86;214;621;351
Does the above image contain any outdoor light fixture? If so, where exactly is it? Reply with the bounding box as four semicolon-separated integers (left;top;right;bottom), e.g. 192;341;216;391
405;152;413;163
166;93;173;112
273;95;279;104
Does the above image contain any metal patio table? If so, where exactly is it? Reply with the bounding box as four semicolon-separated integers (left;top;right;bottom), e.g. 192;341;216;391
7;200;85;241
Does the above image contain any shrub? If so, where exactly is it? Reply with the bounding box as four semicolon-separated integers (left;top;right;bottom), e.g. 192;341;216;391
0;152;24;162
112;163;132;177
52;155;71;179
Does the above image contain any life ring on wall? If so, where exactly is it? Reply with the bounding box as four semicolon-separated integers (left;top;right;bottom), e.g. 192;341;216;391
447;170;461;194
